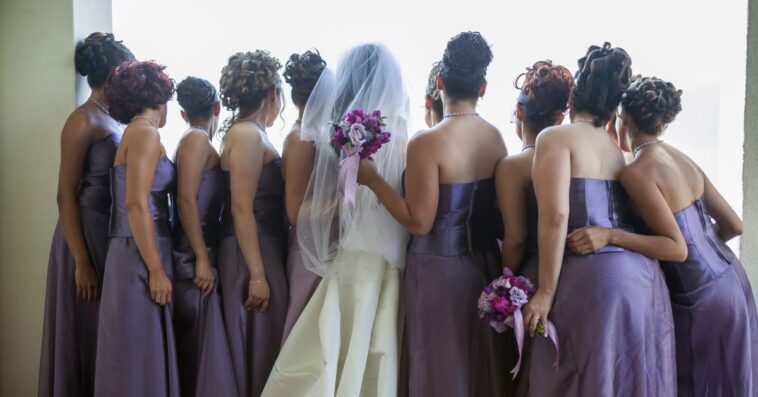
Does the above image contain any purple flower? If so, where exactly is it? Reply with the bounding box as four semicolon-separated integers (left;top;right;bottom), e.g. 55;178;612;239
509;287;529;306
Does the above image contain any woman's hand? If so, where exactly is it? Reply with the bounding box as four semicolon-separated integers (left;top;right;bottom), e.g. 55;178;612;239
245;276;270;313
357;158;379;187
193;257;215;297
148;269;172;306
522;289;555;337
566;226;612;255
75;260;99;302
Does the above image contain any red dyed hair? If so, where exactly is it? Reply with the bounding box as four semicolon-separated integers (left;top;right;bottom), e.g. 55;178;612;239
105;60;175;124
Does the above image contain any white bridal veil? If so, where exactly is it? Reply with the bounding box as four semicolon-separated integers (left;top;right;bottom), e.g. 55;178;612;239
296;43;410;279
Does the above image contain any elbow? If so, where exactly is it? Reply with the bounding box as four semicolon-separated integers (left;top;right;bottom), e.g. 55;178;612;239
177;196;197;212
408;221;432;238
230;201;252;219
124;197;148;215
666;241;689;263
729;221;744;238
543;211;569;228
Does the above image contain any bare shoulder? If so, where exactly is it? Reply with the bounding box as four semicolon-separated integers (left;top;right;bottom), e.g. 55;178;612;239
497;152;531;182
225;123;262;147
619;157;658;185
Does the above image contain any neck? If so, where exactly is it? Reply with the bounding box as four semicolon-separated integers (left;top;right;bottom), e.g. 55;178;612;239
296;106;305;122
630;131;660;149
443;97;477;116
89;88;107;106
134;108;162;128
521;128;538;147
238;106;268;128
571;111;596;124
189;117;214;140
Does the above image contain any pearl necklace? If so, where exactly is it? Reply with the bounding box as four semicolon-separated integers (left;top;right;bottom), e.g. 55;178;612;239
89;98;108;114
522;144;535;151
444;112;479;119
235;117;267;134
572;118;595;125
632;139;662;158
131;115;159;129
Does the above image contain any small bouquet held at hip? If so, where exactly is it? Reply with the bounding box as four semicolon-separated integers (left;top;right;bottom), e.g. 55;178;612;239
331;109;392;206
478;268;559;378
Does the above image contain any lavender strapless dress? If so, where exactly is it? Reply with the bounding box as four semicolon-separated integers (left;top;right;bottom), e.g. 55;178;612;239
662;197;758;396
404;179;508;397
217;159;288;397
281;225;320;343
528;178;676;397
94;158;180;397
171;166;237;397
38;134;119;397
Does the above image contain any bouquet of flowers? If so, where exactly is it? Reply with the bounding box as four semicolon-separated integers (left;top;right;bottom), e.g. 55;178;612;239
331;109;391;206
478;268;558;378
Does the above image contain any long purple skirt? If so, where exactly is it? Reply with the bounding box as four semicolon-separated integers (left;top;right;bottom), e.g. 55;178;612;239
528;250;676;396
281;227;320;343
93;236;180;397
38;210;108;397
217;233;288;397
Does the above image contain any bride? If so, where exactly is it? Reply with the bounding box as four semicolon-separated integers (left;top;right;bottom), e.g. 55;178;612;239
262;43;410;396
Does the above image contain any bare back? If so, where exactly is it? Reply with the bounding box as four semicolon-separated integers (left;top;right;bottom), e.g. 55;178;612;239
544;122;627;180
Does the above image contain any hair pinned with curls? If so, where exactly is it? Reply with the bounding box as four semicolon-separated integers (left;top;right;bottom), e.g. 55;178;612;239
426;61;443;117
440;31;493;99
219;50;282;113
104;60;175;124
283;50;326;107
621;76;682;135
74;32;134;89
176;76;218;119
571;42;632;127
514;60;573;133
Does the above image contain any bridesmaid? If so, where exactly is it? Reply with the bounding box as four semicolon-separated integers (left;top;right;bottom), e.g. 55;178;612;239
38;32;133;397
522;43;676;396
171;77;236;397
359;32;508;396
216;50;288;397
94;60;179;397
281;50;326;342
423;61;443;127
494;60;573;396
567;76;758;396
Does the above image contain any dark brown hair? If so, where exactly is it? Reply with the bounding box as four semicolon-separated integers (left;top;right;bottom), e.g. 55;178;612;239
621;76;682;135
426;61;443;117
440;32;493;99
283;50;326;108
74;32;134;89
571;42;632;127
104;60;175;124
515;60;573;133
176;76;218;119
219;50;281;113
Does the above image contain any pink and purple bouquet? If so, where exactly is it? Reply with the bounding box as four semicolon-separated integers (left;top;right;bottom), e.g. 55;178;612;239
478;268;558;377
331;109;392;206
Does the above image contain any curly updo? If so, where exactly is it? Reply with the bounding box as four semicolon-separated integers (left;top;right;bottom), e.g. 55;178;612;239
621;76;682;135
75;32;134;89
426;61;443;117
440;31;493;99
176;76;218;119
515;60;573;133
220;50;282;114
283;50;326;108
571;42;632;127
104;60;175;124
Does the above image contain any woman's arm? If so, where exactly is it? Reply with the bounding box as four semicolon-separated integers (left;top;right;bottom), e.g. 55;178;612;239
702;173;743;241
283;131;315;225
358;135;440;236
566;166;688;262
57;113;99;302
495;158;528;271
226;129;269;312
176;131;215;296
522;131;570;336
123;126;172;305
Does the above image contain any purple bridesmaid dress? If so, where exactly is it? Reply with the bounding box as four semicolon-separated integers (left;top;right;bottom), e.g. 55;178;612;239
171;165;237;397
38;134;119;397
281;224;320;343
217;159;288;397
662;197;758;396
528;178;676;397
404;179;508;397
93;158;180;397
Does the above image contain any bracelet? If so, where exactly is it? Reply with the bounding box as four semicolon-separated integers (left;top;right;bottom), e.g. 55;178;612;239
249;275;267;285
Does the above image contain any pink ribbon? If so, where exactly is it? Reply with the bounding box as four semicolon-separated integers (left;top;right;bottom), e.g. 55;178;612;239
338;152;360;207
510;309;560;379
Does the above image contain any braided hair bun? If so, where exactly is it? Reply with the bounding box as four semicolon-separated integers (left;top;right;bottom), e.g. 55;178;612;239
621;76;682;135
283;50;326;107
571;42;632;126
440;32;493;99
74;32;134;88
176;76;218;119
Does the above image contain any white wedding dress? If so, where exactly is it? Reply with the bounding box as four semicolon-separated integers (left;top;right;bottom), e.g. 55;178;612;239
262;44;410;397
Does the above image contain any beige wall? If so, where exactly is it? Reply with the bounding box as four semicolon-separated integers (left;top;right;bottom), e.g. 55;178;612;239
0;0;110;395
744;0;758;278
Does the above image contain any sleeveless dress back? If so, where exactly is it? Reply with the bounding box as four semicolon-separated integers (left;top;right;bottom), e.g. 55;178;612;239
38;134;119;397
94;158;180;397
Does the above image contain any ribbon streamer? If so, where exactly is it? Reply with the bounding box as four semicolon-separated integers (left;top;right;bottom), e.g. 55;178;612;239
510;310;560;379
338;152;360;207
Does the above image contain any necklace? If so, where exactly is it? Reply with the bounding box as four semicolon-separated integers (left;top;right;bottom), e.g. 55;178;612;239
522;144;535;152
131;115;158;129
89;98;108;114
572;118;595;125
444;112;479;119
632;139;662;158
235;117;267;134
